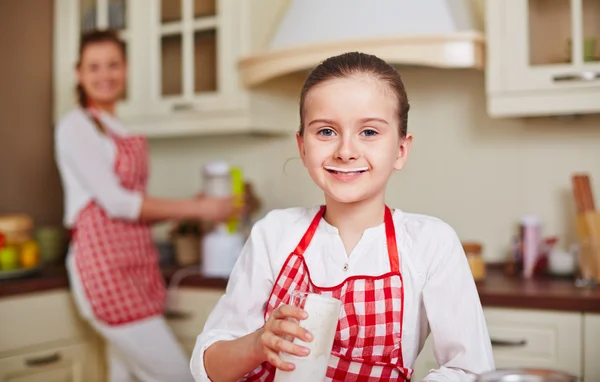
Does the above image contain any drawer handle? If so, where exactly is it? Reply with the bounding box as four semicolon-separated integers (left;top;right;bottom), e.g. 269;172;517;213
25;352;61;367
172;103;197;112
491;338;527;347
164;310;193;320
553;71;600;82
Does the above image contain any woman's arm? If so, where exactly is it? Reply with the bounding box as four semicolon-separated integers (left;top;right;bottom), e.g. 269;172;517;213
420;222;495;381
58;118;236;223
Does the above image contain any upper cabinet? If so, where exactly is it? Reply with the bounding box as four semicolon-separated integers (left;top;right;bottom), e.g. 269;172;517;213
485;0;600;118
53;0;293;137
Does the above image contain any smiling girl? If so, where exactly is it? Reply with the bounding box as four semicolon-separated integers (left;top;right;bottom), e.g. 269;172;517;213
190;52;495;381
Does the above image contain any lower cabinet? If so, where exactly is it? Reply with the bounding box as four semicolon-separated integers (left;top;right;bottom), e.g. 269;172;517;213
0;342;100;382
0;291;104;382
412;308;593;381
165;288;224;356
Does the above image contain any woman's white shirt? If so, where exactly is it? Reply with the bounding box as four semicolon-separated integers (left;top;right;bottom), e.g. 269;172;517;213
191;206;495;381
54;108;142;227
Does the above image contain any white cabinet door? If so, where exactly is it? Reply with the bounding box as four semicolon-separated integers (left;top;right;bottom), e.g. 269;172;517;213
484;308;582;378
485;0;600;117
165;287;224;355
0;342;97;382
147;0;243;115
584;313;600;382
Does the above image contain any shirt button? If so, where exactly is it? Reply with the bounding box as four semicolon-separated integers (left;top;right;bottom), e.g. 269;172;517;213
343;263;348;271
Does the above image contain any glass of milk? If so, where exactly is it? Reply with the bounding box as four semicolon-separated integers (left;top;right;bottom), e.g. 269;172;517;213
274;291;342;382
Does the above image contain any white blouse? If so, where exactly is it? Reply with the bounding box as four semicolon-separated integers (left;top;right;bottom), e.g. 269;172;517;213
54;108;142;227
191;207;495;381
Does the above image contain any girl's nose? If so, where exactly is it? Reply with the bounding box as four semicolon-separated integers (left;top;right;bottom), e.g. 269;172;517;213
335;136;359;161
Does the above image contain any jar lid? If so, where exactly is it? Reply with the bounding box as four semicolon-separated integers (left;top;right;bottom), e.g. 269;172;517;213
203;161;230;176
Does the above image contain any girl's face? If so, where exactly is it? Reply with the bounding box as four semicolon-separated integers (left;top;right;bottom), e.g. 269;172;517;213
297;75;412;205
77;41;126;107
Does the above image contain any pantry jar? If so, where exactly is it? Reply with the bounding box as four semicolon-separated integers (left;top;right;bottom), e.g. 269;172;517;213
463;242;486;282
202;161;232;198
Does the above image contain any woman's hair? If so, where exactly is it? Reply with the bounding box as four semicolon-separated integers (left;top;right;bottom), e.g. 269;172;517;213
298;52;410;138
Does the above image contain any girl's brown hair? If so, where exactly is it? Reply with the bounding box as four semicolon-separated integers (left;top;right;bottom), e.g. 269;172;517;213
75;29;126;133
298;52;410;138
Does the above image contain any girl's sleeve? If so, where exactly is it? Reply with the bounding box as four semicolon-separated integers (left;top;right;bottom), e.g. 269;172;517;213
190;215;277;381
420;222;495;381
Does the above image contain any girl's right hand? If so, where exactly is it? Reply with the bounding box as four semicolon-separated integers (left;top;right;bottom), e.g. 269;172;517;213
255;304;313;371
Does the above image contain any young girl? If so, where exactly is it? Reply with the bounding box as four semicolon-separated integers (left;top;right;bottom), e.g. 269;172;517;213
191;52;495;381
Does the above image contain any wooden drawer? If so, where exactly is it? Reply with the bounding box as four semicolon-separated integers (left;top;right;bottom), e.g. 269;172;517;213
165;288;224;345
484;308;582;377
0;291;92;356
0;341;98;382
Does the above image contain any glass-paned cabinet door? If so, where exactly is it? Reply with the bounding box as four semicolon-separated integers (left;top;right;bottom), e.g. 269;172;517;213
78;0;130;101
153;0;222;113
505;0;600;91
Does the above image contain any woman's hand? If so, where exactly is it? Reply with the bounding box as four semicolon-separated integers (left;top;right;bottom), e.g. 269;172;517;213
254;304;313;371
195;195;242;222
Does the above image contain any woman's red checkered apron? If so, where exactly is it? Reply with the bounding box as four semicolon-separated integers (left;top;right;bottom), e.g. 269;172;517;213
72;128;166;326
246;206;413;381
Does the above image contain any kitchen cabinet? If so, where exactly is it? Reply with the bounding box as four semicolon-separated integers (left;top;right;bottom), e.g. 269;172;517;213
0;291;103;382
412;308;585;380
53;0;295;138
0;343;97;382
165;287;224;355
485;0;600;118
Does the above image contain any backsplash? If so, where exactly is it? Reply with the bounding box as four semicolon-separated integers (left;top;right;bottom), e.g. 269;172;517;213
147;67;600;263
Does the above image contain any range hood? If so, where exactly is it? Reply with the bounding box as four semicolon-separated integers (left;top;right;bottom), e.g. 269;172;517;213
239;0;485;87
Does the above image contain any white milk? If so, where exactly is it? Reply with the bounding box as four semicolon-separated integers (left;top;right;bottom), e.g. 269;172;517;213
274;293;342;382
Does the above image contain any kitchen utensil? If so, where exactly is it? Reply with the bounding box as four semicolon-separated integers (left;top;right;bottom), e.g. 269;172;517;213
476;368;577;382
275;291;342;382
571;173;600;286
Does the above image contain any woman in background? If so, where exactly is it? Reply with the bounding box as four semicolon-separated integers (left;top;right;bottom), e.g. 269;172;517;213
55;29;237;382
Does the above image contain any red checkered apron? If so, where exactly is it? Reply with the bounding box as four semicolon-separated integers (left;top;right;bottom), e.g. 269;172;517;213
245;206;413;381
72;125;166;326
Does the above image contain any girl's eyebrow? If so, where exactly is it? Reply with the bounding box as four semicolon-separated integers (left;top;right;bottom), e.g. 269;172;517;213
308;117;389;126
308;119;336;126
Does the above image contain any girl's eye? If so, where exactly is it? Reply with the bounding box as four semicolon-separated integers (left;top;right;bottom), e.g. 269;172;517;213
361;129;378;137
318;128;335;137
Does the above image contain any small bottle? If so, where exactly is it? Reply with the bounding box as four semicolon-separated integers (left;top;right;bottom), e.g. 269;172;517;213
200;161;245;278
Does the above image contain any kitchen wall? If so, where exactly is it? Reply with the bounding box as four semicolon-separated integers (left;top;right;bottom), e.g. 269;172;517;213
147;68;600;263
0;0;63;226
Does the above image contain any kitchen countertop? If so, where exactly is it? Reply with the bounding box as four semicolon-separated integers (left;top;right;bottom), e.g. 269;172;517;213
2;265;600;313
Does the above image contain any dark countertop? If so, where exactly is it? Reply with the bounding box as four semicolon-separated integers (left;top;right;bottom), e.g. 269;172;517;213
2;264;600;313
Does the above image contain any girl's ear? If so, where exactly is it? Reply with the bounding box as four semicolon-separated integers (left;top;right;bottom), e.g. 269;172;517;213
296;132;307;166
394;133;412;171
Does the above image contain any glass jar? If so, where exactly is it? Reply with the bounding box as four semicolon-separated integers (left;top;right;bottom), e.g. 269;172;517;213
202;161;231;197
463;242;486;282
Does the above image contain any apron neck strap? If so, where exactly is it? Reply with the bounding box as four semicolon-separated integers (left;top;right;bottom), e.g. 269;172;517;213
292;205;400;273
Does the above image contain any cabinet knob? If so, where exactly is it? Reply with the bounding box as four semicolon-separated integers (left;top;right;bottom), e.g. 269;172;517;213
553;71;600;82
25;352;61;367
